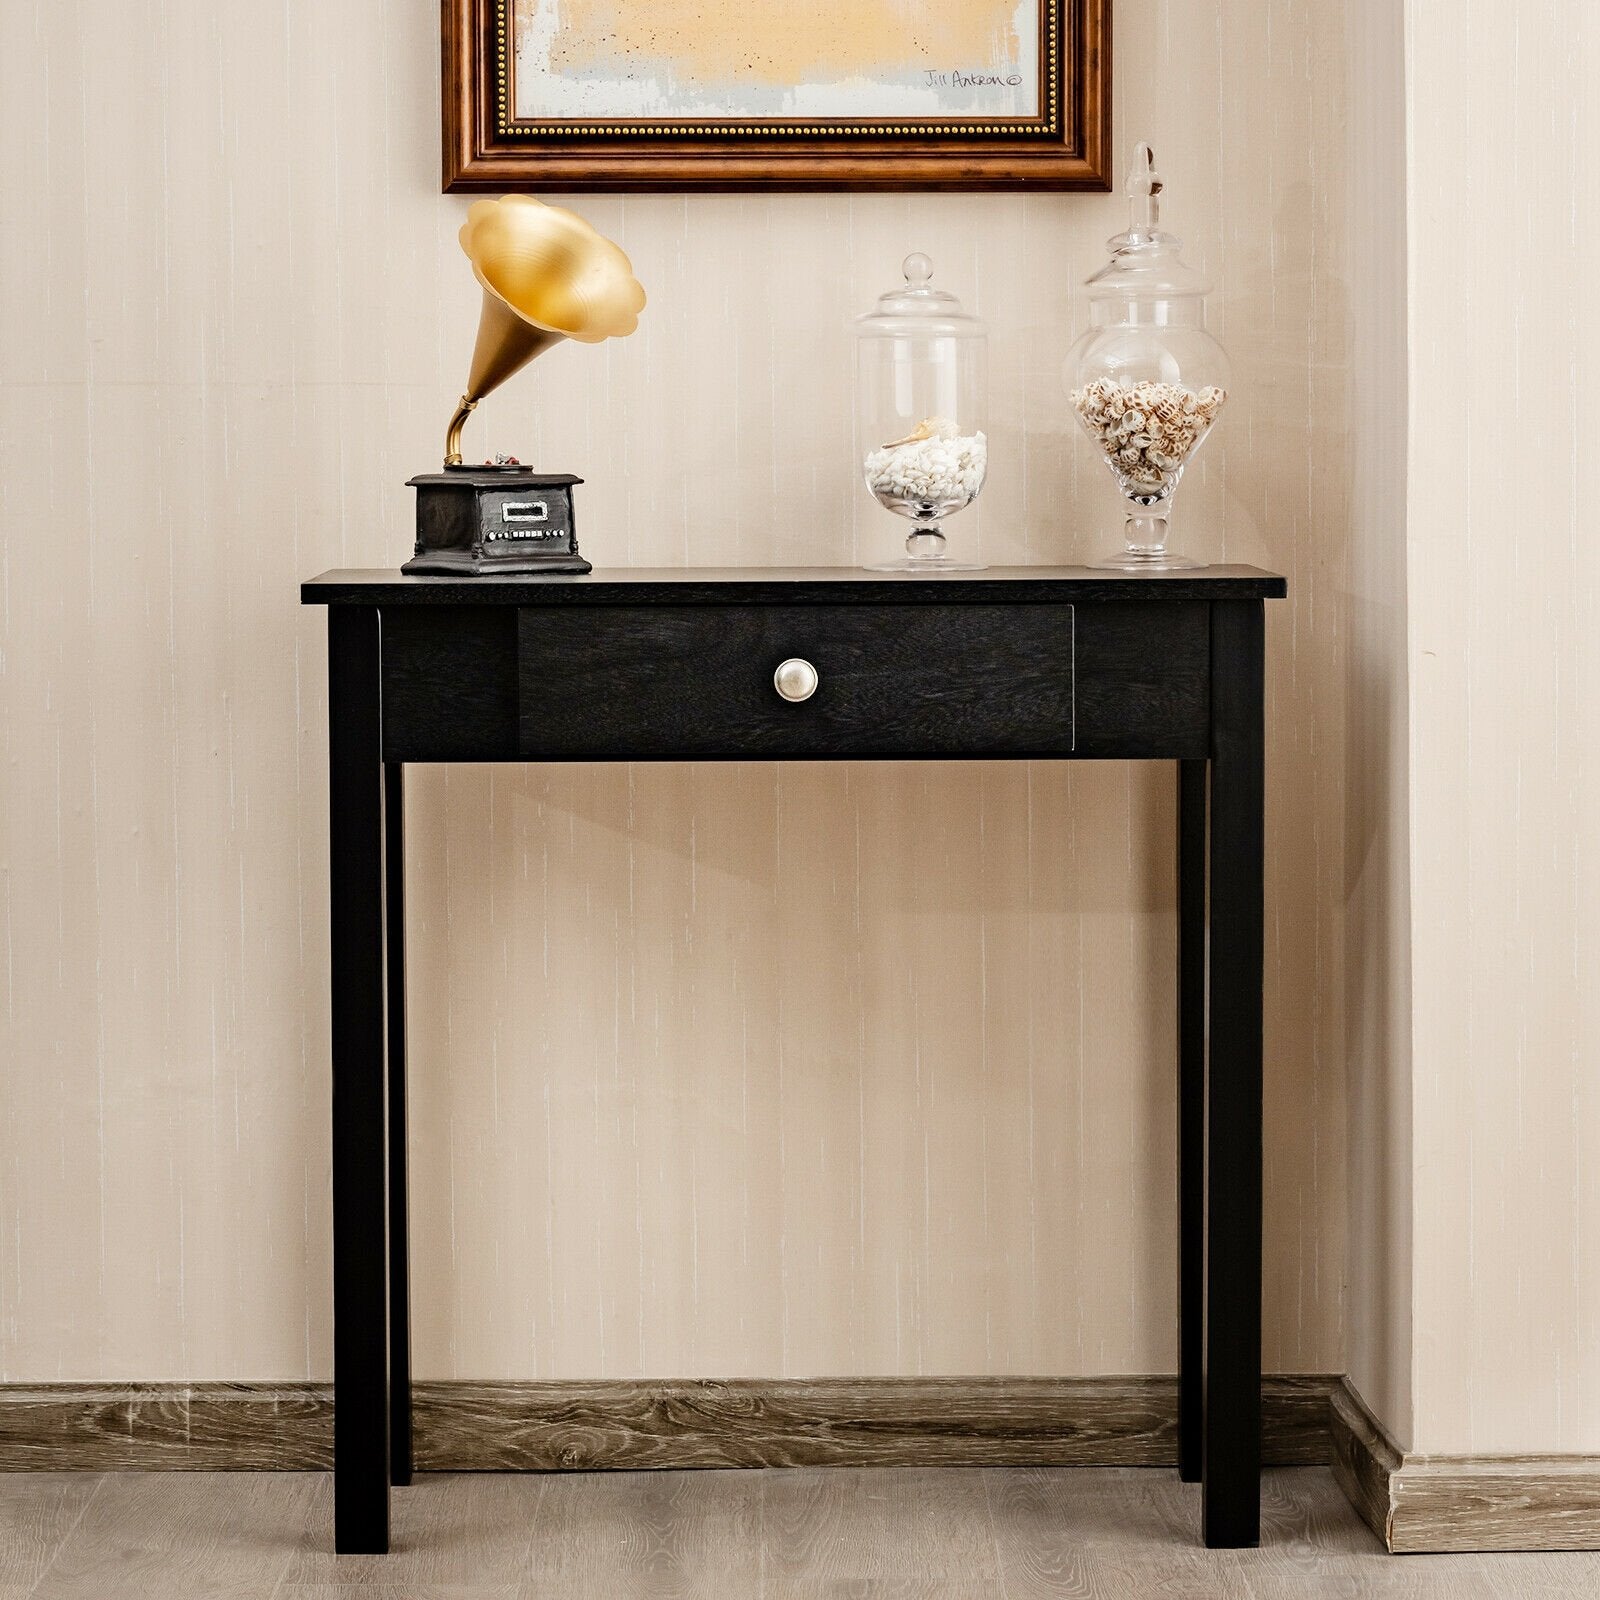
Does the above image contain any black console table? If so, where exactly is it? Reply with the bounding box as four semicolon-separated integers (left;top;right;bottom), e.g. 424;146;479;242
302;565;1287;1554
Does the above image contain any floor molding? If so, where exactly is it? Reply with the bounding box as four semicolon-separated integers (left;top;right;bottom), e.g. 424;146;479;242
1330;1377;1403;1547
20;1373;1600;1552
1332;1377;1600;1553
0;1374;1335;1473
0;1384;330;1472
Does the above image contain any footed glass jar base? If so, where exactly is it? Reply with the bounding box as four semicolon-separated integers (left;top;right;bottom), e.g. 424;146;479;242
865;526;987;573
1088;511;1197;571
866;557;990;572
1091;548;1200;571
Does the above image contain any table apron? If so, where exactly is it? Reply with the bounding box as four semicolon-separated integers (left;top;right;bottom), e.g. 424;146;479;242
378;599;1211;762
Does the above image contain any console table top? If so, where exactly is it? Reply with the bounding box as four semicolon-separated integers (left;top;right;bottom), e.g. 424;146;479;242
302;565;1289;607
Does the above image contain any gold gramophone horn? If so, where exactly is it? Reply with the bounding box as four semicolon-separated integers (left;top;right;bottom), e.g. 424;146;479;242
445;196;646;466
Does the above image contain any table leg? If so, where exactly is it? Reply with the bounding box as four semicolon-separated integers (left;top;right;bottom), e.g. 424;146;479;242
1177;758;1207;1484
384;761;412;1488
1201;601;1264;1549
328;608;391;1554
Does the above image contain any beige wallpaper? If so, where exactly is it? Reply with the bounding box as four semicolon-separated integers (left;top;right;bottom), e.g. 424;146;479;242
1341;0;1414;1450
1404;0;1600;1455
0;1;1349;1382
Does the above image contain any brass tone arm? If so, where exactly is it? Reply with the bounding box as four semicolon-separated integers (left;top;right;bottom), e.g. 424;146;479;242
444;396;478;467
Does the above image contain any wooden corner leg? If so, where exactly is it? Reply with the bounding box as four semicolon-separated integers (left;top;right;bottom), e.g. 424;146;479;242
1177;758;1207;1484
329;607;392;1554
385;760;413;1488
1201;601;1264;1549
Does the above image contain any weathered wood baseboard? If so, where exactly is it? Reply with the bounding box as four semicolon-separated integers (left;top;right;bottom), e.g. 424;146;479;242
1330;1377;1403;1546
0;1384;329;1472
23;1374;1599;1551
0;1374;1335;1473
415;1375;1335;1472
1332;1377;1600;1552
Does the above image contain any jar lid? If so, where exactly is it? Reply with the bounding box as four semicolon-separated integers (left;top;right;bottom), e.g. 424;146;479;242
856;253;986;337
1085;145;1211;301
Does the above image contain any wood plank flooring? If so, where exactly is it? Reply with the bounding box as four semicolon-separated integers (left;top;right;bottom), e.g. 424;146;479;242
2;1467;1598;1598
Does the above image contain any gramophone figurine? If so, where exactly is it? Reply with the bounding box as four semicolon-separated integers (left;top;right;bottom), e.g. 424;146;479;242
404;196;645;576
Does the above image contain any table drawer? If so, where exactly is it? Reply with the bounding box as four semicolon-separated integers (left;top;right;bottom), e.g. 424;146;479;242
517;604;1075;759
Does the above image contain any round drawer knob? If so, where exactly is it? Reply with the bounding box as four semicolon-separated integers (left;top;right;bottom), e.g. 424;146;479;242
774;657;819;703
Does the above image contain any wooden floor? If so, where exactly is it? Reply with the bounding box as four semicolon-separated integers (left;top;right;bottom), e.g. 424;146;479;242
2;1466;1598;1598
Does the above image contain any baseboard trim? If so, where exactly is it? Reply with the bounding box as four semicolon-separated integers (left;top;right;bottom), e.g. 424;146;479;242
0;1374;1335;1474
0;1384;329;1472
1331;1377;1600;1553
1330;1377;1404;1547
23;1373;1600;1551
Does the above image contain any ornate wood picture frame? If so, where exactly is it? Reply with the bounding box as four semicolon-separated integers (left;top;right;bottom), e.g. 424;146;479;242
443;0;1110;191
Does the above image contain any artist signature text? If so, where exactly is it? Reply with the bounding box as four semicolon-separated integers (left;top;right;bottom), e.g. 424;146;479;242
924;68;1025;89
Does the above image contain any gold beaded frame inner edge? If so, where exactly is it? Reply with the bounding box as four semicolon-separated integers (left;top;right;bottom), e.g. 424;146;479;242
493;0;1068;142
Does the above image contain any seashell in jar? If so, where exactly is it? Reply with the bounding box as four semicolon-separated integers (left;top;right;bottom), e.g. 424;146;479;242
881;415;961;449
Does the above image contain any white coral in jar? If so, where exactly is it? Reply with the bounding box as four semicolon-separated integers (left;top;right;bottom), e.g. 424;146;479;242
864;420;988;511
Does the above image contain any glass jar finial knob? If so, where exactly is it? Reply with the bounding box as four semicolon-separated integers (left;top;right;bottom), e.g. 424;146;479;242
1128;142;1161;235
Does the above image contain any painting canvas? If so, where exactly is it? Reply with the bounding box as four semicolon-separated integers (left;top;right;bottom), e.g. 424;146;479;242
443;0;1109;190
513;0;1042;121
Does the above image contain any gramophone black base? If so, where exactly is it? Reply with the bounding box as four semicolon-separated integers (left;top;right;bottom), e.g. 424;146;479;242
405;467;588;578
401;550;592;576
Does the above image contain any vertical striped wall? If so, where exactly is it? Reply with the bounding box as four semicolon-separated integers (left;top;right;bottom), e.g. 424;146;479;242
1405;0;1600;1454
0;2;1347;1382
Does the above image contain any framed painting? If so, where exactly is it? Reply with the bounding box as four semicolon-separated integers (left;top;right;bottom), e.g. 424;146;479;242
443;0;1110;190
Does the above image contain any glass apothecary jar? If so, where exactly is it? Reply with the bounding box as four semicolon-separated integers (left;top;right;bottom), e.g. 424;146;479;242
855;253;988;572
1064;145;1230;570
